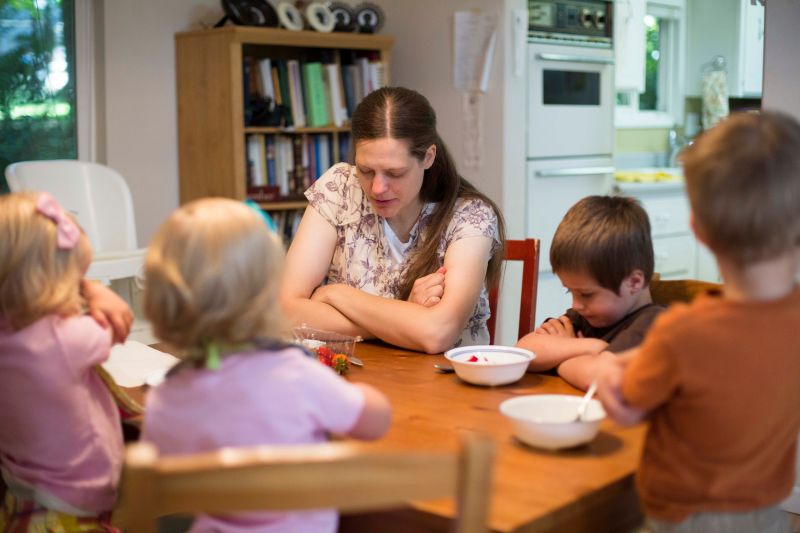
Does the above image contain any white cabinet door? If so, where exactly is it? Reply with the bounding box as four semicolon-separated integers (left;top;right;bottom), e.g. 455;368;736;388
614;0;646;92
739;1;764;96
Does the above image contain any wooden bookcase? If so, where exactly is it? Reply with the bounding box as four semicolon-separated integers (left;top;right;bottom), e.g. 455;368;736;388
175;26;394;213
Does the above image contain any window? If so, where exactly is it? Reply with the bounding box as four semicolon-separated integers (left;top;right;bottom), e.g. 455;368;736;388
0;0;76;193
615;1;684;128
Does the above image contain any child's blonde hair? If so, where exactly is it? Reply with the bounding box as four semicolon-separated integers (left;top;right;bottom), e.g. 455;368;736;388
0;191;92;330
143;198;287;354
681;111;800;266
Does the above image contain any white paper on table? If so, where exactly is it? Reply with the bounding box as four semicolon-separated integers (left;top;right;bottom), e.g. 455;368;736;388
101;340;180;387
453;10;497;93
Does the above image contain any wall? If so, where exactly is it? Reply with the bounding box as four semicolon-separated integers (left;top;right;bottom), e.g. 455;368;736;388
378;1;508;210
102;0;220;244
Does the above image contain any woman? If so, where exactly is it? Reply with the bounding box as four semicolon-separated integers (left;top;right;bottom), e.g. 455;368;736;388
280;87;505;353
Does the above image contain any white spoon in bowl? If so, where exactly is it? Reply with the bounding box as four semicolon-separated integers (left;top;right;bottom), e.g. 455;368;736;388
574;380;598;422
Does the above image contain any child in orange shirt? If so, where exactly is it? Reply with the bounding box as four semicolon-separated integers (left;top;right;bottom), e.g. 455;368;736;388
597;111;800;532
516;195;664;390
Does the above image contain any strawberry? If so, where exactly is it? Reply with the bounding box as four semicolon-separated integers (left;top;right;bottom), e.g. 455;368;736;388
331;353;349;374
317;345;333;366
467;355;479;362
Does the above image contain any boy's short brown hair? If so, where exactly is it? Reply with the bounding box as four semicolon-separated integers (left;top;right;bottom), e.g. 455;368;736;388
550;195;654;294
681;111;800;266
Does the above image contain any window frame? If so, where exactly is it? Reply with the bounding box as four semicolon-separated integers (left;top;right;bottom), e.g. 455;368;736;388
615;0;685;129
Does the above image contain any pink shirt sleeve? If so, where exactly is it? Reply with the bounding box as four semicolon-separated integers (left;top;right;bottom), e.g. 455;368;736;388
56;315;112;372
297;355;366;435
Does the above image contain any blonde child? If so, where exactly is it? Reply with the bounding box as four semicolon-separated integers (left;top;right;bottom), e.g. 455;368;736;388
516;195;664;390
597;111;800;533
141;198;392;533
0;192;123;531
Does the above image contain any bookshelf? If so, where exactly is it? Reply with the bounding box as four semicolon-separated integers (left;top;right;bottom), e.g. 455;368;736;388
175;26;393;239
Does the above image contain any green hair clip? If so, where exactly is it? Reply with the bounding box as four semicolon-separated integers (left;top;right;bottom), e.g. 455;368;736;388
205;342;222;370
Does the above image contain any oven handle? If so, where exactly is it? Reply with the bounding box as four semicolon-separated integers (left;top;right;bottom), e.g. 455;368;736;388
536;53;615;65
535;166;615;178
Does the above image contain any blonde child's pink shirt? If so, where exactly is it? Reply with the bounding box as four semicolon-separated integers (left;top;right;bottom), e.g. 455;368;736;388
142;346;366;533
0;315;122;514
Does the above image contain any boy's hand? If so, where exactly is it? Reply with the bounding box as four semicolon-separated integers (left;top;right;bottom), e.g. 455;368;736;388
596;353;646;426
82;280;134;344
408;267;446;307
534;315;576;338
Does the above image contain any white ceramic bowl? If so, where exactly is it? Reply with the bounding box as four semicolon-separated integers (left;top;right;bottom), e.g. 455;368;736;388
444;345;534;386
500;394;606;450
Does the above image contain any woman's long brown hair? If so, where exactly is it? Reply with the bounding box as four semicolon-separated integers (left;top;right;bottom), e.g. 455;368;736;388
350;87;506;300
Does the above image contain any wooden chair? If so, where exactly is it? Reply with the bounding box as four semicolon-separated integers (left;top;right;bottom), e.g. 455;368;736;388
488;239;541;344
114;434;495;533
649;273;722;305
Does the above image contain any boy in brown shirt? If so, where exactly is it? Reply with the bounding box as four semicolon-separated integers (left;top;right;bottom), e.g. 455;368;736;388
516;195;664;390
597;111;800;533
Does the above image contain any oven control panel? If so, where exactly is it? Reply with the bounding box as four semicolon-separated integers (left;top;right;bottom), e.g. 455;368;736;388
528;0;612;46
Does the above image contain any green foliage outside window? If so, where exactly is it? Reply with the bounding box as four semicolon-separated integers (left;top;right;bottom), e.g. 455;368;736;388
0;0;76;193
639;16;660;111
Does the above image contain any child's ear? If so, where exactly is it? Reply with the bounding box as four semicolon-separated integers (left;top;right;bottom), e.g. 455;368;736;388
690;212;709;247
623;269;646;294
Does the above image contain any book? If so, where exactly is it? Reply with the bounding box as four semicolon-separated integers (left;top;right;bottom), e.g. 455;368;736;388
325;63;347;127
258;57;274;103
276;60;293;127
357;56;371;97
265;134;276;185
303;62;330;127
341;65;356;118
246;134;266;186
287;59;307;127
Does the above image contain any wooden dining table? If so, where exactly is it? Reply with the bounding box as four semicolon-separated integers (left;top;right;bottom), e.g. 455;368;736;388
330;342;648;533
130;341;647;533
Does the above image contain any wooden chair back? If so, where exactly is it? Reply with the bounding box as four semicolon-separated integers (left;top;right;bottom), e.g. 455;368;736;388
114;435;494;533
649;273;722;305
488;239;541;344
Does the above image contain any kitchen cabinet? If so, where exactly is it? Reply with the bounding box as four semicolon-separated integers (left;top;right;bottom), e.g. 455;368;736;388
614;0;646;92
685;0;764;98
615;179;701;281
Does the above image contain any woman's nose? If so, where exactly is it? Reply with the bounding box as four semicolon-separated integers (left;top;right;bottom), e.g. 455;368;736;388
371;175;389;195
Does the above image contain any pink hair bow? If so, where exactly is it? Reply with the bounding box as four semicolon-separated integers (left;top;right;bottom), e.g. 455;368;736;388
36;193;81;249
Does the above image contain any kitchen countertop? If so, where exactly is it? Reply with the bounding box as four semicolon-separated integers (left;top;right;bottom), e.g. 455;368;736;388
614;167;685;194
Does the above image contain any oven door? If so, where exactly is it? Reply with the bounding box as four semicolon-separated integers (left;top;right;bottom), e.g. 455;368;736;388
527;42;615;159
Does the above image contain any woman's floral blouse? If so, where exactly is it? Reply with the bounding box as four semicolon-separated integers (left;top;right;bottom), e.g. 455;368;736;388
305;163;500;347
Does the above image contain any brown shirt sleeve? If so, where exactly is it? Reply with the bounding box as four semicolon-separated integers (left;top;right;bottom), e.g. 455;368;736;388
606;305;665;352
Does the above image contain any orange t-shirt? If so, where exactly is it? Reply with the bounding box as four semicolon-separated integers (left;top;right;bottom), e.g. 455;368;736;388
622;288;800;522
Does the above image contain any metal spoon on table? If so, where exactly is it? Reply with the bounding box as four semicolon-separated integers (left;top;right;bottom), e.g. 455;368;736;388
574;380;598;422
433;363;454;373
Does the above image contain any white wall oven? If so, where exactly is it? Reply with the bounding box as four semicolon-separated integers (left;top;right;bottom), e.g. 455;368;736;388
526;0;616;321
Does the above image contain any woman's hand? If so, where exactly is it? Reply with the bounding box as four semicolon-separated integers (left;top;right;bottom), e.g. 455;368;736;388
407;267;446;307
81;280;134;344
535;315;577;338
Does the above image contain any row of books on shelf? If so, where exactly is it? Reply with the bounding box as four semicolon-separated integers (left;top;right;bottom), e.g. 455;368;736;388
270;210;304;244
244;51;385;129
246;132;352;200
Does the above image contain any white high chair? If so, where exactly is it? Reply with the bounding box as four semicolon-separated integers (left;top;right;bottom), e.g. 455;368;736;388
4;160;146;285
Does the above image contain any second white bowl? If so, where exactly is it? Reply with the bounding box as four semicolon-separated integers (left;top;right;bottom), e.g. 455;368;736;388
500;394;606;450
